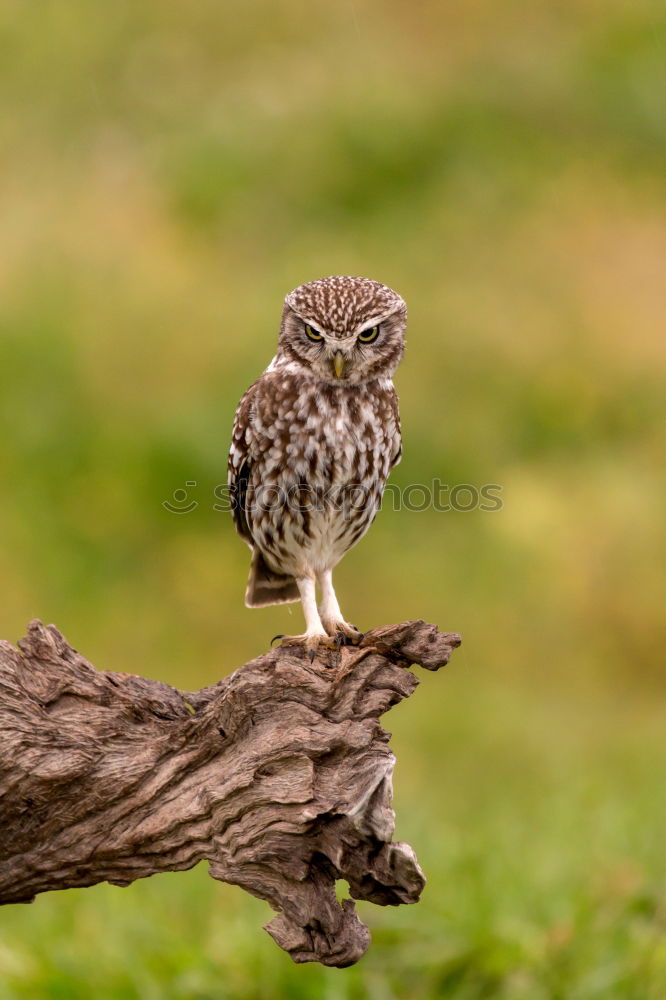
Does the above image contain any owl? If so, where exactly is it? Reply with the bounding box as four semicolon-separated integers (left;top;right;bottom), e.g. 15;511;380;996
228;275;406;659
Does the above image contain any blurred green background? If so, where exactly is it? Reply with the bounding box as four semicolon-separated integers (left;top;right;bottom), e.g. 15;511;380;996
0;1;664;997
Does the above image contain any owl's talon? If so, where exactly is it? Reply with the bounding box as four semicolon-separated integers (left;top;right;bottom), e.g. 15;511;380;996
333;631;356;648
270;634;285;646
322;619;363;645
276;633;337;661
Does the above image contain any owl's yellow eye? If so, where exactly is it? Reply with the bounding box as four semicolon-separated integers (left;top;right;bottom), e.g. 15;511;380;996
357;325;380;343
304;324;323;341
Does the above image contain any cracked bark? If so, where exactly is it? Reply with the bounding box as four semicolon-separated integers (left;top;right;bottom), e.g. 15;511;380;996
0;619;461;967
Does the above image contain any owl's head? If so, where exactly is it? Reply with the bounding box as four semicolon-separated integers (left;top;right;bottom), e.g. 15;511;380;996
276;276;407;385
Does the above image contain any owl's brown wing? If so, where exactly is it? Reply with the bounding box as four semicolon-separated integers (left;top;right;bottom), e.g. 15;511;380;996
388;386;403;470
228;379;260;547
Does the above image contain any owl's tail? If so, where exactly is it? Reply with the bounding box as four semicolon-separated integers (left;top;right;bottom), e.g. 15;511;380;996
245;549;300;608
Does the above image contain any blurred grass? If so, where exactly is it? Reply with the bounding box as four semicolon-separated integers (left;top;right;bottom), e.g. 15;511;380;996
0;0;664;997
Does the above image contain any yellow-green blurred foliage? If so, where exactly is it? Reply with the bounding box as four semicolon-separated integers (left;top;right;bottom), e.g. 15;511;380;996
0;1;664;998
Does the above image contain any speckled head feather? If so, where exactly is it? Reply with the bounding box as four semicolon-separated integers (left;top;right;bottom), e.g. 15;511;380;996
285;275;406;337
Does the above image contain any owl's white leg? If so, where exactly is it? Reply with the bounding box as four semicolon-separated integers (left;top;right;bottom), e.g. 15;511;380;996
277;576;336;662
298;576;327;639
318;569;363;644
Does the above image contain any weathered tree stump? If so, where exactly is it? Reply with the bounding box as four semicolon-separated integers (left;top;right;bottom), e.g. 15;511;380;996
0;619;460;967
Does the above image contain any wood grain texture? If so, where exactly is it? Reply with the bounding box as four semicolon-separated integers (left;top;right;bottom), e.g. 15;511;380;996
0;619;460;967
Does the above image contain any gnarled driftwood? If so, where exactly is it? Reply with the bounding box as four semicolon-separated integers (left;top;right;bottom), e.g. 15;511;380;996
0;619;460;967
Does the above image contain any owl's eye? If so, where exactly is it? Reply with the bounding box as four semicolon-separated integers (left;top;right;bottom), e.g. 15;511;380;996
304;324;323;342
357;325;380;343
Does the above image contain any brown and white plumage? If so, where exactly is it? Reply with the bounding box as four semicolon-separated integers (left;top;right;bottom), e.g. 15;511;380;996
228;275;406;654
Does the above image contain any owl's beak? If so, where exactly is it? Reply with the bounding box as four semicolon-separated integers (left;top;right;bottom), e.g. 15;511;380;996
333;351;346;378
